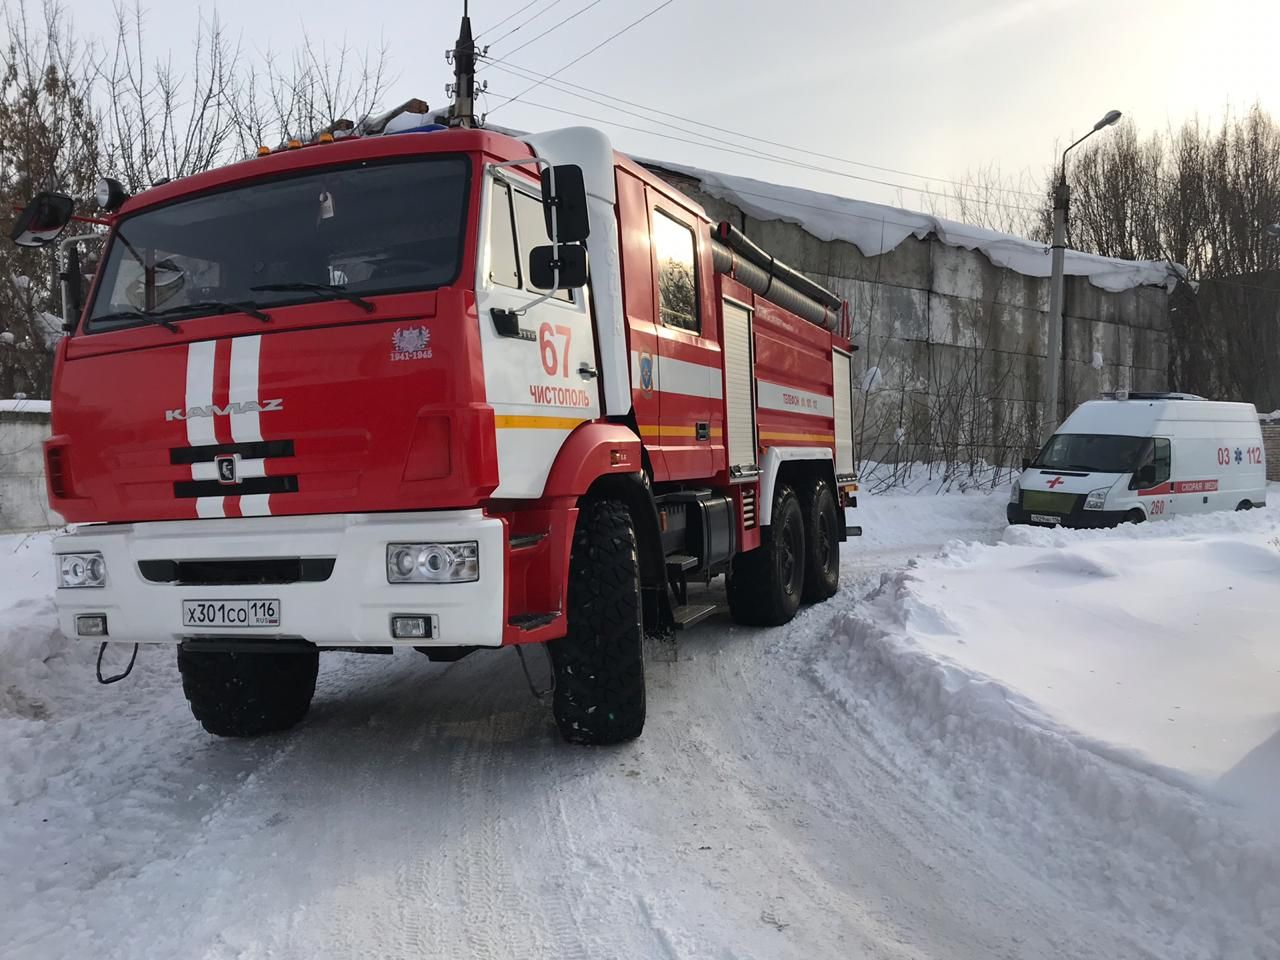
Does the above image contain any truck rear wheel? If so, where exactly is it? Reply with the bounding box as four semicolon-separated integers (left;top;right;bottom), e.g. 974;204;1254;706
177;647;319;737
548;498;646;746
727;483;806;626
800;477;841;603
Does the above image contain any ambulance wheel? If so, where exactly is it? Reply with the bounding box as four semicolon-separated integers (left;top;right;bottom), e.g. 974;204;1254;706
549;498;646;746
1236;500;1252;511
727;483;806;627
1125;508;1146;524
177;647;318;737
800;477;841;603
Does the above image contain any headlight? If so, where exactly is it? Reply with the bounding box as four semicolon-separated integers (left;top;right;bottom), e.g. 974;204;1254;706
1084;486;1111;511
58;552;107;588
386;542;479;583
1009;480;1021;503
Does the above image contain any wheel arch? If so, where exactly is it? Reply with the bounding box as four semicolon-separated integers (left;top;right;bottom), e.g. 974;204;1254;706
759;446;837;526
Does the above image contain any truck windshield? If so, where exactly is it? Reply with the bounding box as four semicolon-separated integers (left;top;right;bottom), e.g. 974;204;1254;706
1034;433;1150;473
86;155;470;332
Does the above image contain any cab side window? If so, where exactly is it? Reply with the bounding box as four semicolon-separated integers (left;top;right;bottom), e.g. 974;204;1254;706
513;187;572;303
653;209;698;333
487;180;520;289
1152;437;1171;485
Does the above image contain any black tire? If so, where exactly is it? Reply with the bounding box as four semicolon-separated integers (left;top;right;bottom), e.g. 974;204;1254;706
1125;508;1146;524
799;477;841;603
727;483;806;626
1236;500;1252;511
177;647;318;737
548;498;646;745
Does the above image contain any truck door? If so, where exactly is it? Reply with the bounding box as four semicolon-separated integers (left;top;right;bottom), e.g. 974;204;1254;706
646;196;719;480
478;172;601;498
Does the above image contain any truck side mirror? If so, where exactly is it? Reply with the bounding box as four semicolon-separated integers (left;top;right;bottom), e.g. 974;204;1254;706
1135;464;1157;487
1021;457;1031;471
9;192;74;247
540;165;590;243
529;243;588;290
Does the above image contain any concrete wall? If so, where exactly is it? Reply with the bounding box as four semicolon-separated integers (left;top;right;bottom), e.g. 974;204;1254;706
0;410;56;532
648;165;1172;467
1262;421;1280;482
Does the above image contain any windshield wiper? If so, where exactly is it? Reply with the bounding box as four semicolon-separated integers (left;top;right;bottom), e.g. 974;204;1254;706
90;308;180;332
250;282;375;313
155;299;271;323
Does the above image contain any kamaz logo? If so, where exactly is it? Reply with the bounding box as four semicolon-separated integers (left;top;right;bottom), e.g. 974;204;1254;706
165;398;284;422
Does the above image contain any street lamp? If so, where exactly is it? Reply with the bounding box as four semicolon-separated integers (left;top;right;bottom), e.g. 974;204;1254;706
1043;109;1123;437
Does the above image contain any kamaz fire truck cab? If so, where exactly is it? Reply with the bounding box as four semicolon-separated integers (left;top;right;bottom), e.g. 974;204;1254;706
13;98;860;745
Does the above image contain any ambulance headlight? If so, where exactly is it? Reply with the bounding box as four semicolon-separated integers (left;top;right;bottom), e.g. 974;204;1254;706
58;552;107;588
386;542;479;583
1009;480;1021;503
1084;487;1110;511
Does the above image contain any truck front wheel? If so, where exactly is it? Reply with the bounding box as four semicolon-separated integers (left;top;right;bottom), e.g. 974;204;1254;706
177;647;319;737
727;483;806;626
548;498;646;746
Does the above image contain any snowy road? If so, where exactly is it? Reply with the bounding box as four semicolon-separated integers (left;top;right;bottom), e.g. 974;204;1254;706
3;496;1278;959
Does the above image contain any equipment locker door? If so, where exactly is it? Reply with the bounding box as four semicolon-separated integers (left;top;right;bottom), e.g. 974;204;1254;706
721;298;758;476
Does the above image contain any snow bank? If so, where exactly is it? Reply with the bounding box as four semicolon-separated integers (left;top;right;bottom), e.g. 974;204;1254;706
0;398;50;413
810;506;1280;958
650;160;1184;293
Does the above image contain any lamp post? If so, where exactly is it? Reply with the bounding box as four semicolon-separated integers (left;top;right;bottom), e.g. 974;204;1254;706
1043;109;1123;437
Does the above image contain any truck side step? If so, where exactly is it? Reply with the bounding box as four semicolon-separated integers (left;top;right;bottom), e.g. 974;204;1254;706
670;602;718;629
665;553;699;572
510;533;547;550
509;612;558;630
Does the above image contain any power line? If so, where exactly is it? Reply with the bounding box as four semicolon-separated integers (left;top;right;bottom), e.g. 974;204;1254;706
484;0;608;64
484;59;1047;201
497;92;1043;214
475;0;556;39
487;0;678;115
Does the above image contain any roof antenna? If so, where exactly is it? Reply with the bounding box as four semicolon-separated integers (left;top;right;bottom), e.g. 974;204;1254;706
448;1;477;129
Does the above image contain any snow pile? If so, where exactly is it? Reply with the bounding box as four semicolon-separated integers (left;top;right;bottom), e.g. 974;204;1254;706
649;160;1184;293
0;398;50;413
811;507;1280;958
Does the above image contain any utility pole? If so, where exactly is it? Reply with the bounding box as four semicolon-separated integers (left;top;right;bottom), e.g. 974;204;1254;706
1043;109;1122;439
449;2;478;129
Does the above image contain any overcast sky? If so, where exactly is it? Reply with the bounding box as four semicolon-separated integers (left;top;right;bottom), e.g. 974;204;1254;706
68;0;1280;214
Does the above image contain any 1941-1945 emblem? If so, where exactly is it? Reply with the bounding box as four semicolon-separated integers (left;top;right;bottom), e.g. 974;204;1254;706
391;326;432;361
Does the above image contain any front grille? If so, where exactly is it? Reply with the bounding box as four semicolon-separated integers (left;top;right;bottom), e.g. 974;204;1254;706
139;557;335;585
174;475;299;498
170;439;294;466
1021;490;1080;513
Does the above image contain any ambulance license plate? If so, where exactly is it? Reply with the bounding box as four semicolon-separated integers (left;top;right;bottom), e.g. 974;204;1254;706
1029;514;1061;526
182;599;281;629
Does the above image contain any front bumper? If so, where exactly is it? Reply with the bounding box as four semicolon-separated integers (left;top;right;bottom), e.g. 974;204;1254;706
1006;503;1131;529
52;511;506;647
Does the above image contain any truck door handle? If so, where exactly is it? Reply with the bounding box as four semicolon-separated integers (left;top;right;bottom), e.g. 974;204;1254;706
578;363;598;380
696;421;710;441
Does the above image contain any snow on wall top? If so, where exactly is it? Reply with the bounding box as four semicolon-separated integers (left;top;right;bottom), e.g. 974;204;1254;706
648;160;1184;294
0;398;50;413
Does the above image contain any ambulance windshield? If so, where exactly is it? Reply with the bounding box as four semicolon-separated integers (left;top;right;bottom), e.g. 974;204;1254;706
1034;433;1150;473
86;155;470;331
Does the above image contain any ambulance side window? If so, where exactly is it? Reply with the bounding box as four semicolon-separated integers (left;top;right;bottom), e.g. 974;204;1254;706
1152;437;1171;485
487;180;520;289
653;209;698;333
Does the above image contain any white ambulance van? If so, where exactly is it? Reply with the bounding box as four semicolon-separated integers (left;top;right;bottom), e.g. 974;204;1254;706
1008;393;1267;528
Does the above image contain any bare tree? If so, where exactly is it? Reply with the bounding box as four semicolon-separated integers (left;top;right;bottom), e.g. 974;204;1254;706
0;0;99;398
922;162;1048;239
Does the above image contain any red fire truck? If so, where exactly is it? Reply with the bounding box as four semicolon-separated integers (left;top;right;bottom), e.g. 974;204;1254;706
11;85;860;745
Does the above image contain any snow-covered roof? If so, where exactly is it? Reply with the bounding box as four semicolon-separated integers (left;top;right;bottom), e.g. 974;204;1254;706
647;160;1184;294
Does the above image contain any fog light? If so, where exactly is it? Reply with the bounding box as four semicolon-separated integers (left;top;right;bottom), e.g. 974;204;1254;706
76;614;108;637
58;552;107;588
391;615;430;639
